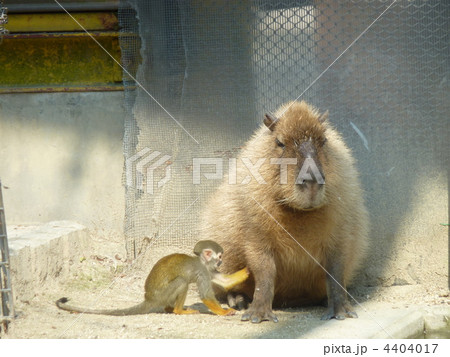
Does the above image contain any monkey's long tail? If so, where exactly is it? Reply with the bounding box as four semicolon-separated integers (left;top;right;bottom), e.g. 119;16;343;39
55;297;152;316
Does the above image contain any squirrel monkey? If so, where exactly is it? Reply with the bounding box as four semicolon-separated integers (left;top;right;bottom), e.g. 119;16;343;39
56;240;249;316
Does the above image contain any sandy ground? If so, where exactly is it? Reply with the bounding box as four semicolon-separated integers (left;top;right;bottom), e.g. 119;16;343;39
2;235;449;339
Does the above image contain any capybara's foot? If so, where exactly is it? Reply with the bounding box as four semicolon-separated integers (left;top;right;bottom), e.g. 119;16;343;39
241;305;278;323
321;302;357;320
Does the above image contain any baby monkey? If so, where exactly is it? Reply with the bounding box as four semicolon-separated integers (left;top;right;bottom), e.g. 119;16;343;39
56;240;248;316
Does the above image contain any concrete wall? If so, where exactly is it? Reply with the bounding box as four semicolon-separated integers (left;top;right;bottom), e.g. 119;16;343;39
0;92;125;238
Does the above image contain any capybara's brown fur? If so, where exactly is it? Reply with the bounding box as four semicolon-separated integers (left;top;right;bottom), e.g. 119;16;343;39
200;101;369;323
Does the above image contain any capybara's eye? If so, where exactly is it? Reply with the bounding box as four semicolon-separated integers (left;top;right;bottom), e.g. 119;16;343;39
275;138;285;148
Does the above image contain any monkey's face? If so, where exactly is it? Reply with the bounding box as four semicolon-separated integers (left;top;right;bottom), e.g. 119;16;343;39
264;102;328;211
201;248;223;272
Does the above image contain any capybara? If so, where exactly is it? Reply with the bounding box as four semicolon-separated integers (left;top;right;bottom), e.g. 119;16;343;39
200;101;369;323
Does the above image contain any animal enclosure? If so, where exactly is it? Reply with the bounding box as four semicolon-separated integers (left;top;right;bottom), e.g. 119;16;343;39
118;0;448;288
0;0;448;340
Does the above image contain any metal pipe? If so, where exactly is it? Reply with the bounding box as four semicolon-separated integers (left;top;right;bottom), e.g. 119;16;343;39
7;1;119;13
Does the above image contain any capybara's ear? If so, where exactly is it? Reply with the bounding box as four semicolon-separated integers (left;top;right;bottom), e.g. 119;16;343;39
264;113;279;131
318;110;329;123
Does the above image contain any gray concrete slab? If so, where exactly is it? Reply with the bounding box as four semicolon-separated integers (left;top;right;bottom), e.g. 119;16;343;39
7;221;89;302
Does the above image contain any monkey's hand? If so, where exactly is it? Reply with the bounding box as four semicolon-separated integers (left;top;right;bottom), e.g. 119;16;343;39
222;308;237;316
241;302;278;323
321;301;358;320
202;299;237;316
211;267;249;291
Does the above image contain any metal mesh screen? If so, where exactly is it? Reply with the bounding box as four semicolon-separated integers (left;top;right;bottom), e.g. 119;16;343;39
118;0;449;283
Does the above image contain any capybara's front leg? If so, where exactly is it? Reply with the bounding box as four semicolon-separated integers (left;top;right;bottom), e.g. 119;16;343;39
241;253;278;323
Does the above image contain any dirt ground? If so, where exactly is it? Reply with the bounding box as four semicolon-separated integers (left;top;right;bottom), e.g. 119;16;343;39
2;234;449;339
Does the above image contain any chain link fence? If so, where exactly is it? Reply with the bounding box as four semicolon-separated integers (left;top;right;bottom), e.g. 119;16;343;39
118;0;448;286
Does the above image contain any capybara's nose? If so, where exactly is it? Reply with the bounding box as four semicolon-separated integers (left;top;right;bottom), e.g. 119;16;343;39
297;178;325;189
